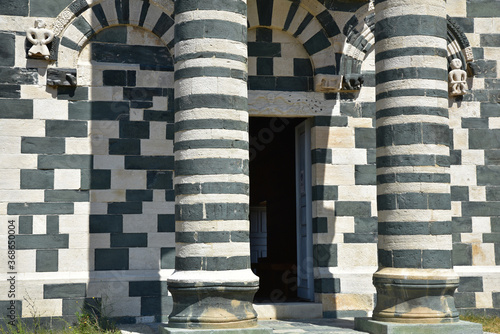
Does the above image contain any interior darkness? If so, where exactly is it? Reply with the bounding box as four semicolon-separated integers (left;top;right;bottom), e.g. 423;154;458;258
249;117;306;302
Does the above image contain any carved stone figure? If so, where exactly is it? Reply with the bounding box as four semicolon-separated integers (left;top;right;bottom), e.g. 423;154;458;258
342;74;364;91
449;58;467;96
26;20;54;60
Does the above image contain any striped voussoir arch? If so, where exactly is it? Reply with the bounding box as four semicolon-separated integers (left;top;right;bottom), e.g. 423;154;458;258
49;0;175;66
339;10;474;78
247;0;341;74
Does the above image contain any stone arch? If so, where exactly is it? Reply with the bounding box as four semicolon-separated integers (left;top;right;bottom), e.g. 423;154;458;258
338;8;476;88
48;0;174;66
247;0;341;75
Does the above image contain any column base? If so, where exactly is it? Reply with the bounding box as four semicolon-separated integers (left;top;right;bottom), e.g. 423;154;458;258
160;325;273;334
354;318;483;334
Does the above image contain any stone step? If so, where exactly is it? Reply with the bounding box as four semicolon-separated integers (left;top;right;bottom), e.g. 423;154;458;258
254;302;323;320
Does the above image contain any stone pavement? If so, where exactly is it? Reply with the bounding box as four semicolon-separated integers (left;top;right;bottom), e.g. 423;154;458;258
117;319;493;334
118;319;367;334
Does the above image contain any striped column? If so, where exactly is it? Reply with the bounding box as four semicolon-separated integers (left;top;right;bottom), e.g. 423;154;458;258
165;0;262;331
372;0;459;323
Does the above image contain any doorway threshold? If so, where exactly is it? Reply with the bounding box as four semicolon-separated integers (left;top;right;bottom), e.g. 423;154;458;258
254;302;323;320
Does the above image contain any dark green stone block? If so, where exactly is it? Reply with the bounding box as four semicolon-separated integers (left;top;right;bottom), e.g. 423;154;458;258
455;292;476;308
313;116;348;127
44;283;86;299
485;150;500;164
492;218;500;232
355;217;377;233
312;185;338;201
0;99;33;118
311;148;332;164
496;243;500;265
462;201;500;216
80;169;111;190
36;250;58;272
453;243;472;266
108;202;142;214
38;155;92;169
458;276;483;292
20;169;54;189
0;0;28;16
313;244;337;267
46;120;88;137
0;300;22;319
314;278;340;293
344;233;377;243
176;204;203;221
483;233;500;243
205;203;248;220
0;68;37;85
158;214;175;232
8;203;73;215
110;233;147;247
355;128;376;148
46;216;59;234
161;247;175;269
462;117;488;129
95;248;128;270
478;165;500;185
126;190;153;202
45;190;89;202
126;156;174;170
19;216;33;234
68;101;130;120
16;234;69;250
335;201;371;217
303;30;331;55
30;0;72;17
57;87;89;100
141;296;161;316
481;103;500;117
453;217;472;233
451;186;469;201
129;281;164;297
312;217;328;233
422;250;452;269
91;26;127;44
147;171;173;190
21;137;65;154
90;214;123;233
0;85;21;99
468;1;500;17
393;249;421;268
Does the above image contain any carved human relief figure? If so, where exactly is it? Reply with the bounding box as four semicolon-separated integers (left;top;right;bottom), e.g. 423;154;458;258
26;20;54;60
449;58;467;96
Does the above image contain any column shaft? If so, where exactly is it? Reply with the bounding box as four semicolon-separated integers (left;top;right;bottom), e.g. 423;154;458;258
373;0;459;323
167;0;259;329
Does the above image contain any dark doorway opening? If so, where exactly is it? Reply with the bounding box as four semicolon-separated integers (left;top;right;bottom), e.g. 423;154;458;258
249;116;306;303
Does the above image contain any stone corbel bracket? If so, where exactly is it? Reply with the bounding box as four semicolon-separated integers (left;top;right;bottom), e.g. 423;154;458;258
47;68;77;87
314;74;343;93
342;74;364;92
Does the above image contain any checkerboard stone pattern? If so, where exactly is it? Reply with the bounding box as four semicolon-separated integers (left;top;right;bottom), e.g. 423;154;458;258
0;0;499;325
0;1;176;321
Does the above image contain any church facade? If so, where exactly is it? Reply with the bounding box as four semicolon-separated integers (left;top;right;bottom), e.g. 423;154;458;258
0;0;499;330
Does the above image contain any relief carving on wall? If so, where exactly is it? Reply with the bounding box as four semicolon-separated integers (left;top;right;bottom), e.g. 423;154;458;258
26;20;54;60
449;58;467;97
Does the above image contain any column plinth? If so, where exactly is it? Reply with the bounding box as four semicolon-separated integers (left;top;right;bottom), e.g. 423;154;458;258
372;268;459;323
